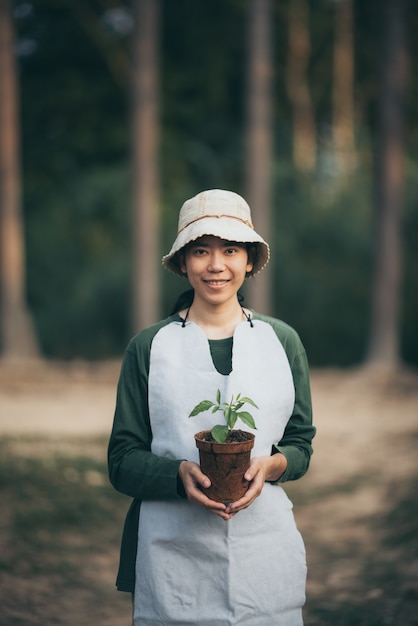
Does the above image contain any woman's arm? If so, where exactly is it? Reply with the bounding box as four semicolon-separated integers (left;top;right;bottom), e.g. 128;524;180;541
273;347;315;483
108;340;184;502
252;313;315;483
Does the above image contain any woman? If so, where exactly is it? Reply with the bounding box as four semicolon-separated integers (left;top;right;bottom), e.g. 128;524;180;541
108;189;316;626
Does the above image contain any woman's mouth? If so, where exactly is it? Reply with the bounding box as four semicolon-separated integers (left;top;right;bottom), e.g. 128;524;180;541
203;279;230;286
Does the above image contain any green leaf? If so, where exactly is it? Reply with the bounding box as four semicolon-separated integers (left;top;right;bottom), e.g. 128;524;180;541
229;410;238;430
239;397;259;409
211;425;229;443
234;401;244;411
216;389;221;404
189;400;215;417
237;411;257;430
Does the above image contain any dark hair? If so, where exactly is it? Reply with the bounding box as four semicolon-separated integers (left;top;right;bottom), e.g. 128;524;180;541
169;289;245;316
169;289;195;315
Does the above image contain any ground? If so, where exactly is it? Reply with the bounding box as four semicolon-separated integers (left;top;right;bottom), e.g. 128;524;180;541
0;359;417;625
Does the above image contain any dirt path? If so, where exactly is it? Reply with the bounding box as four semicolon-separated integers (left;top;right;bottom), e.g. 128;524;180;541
1;360;416;481
292;366;418;617
0;359;120;436
1;359;417;624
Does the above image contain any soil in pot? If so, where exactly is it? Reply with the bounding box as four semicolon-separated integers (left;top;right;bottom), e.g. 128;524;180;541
194;429;255;504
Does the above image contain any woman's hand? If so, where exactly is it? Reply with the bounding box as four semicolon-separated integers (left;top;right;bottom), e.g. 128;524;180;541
225;453;288;515
178;460;235;521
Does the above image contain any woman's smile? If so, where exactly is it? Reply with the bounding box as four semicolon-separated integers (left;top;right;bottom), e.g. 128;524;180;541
203;278;230;286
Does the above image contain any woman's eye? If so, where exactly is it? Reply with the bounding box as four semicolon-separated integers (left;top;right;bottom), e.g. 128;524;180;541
225;248;237;255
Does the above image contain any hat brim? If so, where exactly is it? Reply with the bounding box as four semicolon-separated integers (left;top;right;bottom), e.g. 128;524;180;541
162;216;270;276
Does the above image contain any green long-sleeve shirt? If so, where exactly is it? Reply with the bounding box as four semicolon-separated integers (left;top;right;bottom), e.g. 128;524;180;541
108;311;315;591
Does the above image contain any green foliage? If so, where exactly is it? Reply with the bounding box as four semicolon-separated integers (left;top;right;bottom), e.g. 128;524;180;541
266;163;374;366
25;163;132;357
189;390;258;443
12;0;418;365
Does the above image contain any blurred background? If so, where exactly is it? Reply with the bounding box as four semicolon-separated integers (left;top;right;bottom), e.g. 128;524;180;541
1;0;417;369
1;1;418;625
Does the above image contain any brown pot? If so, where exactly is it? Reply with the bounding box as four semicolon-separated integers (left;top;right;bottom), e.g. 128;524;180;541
194;430;255;504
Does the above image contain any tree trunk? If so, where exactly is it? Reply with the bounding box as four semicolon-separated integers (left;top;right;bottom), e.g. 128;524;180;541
131;0;160;332
366;0;407;370
333;0;356;176
0;0;39;359
245;0;273;314
286;0;316;172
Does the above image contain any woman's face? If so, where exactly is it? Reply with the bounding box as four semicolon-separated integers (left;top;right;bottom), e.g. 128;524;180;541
179;235;253;308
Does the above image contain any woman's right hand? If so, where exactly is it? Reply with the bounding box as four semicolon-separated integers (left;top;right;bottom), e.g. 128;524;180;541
178;460;234;520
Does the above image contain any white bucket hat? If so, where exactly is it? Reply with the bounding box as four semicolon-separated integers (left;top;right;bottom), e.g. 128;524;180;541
162;189;270;276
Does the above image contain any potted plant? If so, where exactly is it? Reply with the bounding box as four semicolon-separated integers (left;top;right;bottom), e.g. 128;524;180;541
189;390;258;504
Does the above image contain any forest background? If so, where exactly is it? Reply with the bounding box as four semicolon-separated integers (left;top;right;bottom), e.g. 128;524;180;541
1;0;417;369
1;2;418;625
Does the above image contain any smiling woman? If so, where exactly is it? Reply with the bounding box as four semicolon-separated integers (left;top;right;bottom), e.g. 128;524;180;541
108;189;316;626
177;236;253;330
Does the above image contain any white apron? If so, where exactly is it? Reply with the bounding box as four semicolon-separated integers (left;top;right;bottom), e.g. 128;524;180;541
133;319;307;626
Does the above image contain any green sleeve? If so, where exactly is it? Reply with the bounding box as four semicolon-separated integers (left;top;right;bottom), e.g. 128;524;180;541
107;318;185;501
253;313;316;483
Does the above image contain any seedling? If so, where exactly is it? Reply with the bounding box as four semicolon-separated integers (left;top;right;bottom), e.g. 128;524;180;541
189;389;258;443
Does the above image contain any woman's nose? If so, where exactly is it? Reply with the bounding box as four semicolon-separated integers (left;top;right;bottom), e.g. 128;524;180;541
207;251;225;271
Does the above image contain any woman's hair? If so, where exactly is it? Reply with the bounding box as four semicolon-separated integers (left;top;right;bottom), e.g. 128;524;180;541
169;289;245;316
169;289;195;315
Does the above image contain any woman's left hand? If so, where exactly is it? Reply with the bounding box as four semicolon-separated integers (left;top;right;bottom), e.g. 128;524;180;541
226;453;287;515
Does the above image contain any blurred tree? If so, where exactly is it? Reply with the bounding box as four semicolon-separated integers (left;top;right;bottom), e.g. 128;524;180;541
0;0;39;359
285;0;316;172
131;0;160;332
17;0;133;358
9;0;418;366
245;0;273;314
367;0;407;369
332;0;356;176
45;0;160;335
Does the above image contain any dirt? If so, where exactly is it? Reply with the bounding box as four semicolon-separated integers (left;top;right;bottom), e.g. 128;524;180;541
200;429;254;443
0;358;417;625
